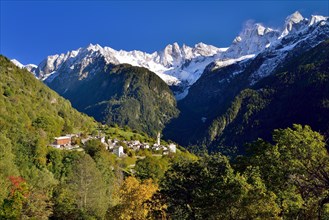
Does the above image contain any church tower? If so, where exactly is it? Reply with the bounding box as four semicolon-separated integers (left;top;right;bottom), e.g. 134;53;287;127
157;132;161;145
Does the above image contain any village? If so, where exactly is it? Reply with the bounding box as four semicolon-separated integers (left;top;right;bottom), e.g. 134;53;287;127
50;132;176;157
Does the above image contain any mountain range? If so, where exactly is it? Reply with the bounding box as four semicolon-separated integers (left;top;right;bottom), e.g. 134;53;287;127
13;12;327;97
12;11;329;151
13;42;227;99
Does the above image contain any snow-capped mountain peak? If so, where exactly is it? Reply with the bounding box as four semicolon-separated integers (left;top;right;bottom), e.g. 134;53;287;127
255;24;266;36
309;15;328;26
280;11;307;38
224;22;280;58
159;42;183;67
193;42;227;56
286;11;304;25
86;43;102;51
11;59;24;68
10;59;38;73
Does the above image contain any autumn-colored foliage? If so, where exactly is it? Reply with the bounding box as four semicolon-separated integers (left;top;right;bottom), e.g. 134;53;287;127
108;176;158;220
8;176;28;198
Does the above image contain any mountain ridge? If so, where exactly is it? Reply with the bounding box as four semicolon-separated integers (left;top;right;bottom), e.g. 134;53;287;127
12;11;328;99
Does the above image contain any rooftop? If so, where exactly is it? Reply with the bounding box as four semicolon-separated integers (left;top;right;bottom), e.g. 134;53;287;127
55;136;71;140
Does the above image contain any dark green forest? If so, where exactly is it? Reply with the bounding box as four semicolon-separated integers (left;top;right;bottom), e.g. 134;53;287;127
204;40;329;152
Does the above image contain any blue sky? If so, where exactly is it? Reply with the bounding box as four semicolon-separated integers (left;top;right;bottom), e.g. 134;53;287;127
1;1;328;65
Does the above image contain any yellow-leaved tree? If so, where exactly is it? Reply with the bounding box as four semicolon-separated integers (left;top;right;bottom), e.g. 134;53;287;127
108;176;158;220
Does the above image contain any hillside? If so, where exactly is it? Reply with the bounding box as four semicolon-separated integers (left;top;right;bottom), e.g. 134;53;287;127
207;39;329;151
47;59;179;137
165;39;329;152
0;55;97;217
0;55;197;219
0;55;97;142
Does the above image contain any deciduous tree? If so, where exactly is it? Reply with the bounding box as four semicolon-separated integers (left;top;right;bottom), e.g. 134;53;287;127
109;176;158;220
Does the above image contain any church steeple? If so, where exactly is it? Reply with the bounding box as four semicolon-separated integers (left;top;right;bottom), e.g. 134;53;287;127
157;132;161;145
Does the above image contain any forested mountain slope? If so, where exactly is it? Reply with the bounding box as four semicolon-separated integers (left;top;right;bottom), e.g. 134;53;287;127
47;58;179;137
0;55;97;218
165;40;329;152
0;55;97;143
